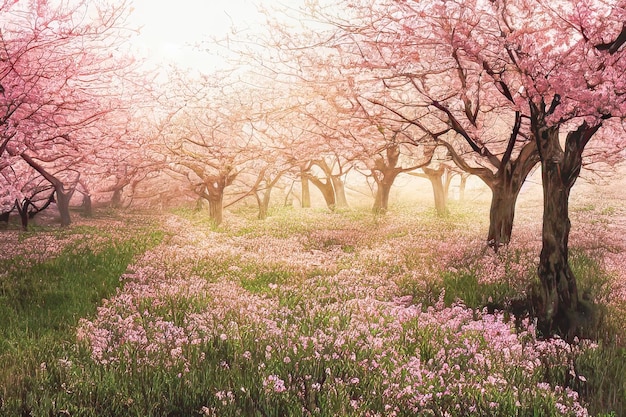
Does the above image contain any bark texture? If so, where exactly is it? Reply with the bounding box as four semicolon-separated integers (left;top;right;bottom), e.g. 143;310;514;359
531;101;602;338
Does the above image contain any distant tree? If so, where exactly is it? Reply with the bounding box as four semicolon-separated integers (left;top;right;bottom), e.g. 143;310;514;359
158;70;268;226
362;127;435;214
410;158;457;217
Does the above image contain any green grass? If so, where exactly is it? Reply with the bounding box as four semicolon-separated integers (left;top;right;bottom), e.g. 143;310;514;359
0;224;163;414
240;269;291;295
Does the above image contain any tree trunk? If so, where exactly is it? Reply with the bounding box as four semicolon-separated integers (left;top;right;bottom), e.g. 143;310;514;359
20;152;73;227
487;188;518;250
307;175;336;210
208;192;224;226
0;211;9;229
484;141;539;248
300;169;311;208
459;174;469;201
111;188;122;208
82;193;93;217
16;198;30;230
444;170;453;200
284;180;295;207
372;178;393;214
530;104;601;339
432;182;447;216
319;183;336;209
258;187;272;220
331;176;348;208
371;166;405;214
423;167;448;216
486;170;528;249
537;140;578;336
56;189;74;227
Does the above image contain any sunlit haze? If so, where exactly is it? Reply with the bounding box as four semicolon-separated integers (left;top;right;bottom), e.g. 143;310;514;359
127;0;267;69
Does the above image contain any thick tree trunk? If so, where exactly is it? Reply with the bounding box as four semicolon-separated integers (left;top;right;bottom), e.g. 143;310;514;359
487;189;518;250
423;167;448;216
486;170;528;249
484;142;539;248
432;182;447;216
441;122;540;248
56;189;73;227
537;147;578;337
372;167;404;214
530;104;601;338
300;169;311;208
208;192;224;226
331;176;348;208
198;173;235;226
372;179;393;214
308;175;336;210
319;183;336;209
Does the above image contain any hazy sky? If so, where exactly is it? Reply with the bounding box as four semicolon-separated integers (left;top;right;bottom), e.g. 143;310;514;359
127;0;264;68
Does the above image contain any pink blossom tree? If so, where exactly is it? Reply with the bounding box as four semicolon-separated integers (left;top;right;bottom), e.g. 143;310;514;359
320;0;540;246
400;0;626;336
222;97;299;220
157;69;271;226
0;0;137;226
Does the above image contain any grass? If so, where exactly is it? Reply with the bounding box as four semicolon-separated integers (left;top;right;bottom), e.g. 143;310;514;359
0;221;164;415
0;203;624;416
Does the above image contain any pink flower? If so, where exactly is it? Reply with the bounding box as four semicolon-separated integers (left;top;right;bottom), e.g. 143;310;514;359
264;374;287;393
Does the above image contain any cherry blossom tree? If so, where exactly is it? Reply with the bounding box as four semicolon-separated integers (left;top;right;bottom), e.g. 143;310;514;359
357;125;434;214
0;0;138;226
400;0;626;336
219;3;372;211
157;69;270;226
224;102;299;220
295;60;436;213
410;159;457;217
318;0;540;246
0;157;56;228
